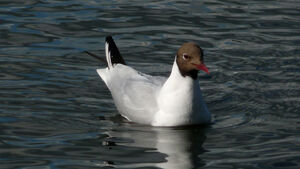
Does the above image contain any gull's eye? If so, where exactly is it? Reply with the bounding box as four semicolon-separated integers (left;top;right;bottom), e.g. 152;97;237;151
182;53;190;60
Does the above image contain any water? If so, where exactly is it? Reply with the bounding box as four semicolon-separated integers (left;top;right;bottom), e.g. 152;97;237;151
1;0;300;168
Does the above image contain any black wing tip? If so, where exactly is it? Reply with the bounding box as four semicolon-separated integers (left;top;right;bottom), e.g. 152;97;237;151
105;35;126;65
105;35;117;48
106;35;113;42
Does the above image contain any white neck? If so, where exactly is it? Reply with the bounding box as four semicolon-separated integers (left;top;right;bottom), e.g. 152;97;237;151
153;59;209;126
162;58;198;91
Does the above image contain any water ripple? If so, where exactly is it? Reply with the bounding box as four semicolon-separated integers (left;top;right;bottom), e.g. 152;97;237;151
1;0;300;168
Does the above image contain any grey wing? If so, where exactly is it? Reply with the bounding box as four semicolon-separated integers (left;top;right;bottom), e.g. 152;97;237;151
111;74;166;125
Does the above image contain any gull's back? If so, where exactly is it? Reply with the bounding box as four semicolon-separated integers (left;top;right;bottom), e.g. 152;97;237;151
97;64;166;124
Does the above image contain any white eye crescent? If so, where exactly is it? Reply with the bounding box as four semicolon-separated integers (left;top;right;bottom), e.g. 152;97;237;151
182;53;190;60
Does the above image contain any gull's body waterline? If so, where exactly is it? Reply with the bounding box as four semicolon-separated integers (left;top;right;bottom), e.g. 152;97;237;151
92;36;211;126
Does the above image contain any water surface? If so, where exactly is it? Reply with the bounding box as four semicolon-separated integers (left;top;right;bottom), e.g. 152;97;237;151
1;0;300;168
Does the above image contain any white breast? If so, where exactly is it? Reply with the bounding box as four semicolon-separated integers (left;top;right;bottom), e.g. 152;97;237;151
152;60;211;126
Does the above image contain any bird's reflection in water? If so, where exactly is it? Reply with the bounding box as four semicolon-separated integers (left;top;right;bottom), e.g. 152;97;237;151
105;119;207;169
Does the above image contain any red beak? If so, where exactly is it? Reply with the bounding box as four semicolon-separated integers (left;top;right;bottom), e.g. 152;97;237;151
192;63;210;74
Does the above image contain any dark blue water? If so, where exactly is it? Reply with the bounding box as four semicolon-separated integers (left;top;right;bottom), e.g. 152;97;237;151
1;0;300;168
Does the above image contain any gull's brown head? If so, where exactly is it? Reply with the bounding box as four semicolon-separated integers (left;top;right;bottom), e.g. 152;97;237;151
176;42;209;79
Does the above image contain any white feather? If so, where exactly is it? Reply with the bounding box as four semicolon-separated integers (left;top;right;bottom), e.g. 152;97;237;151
96;59;211;126
105;42;113;68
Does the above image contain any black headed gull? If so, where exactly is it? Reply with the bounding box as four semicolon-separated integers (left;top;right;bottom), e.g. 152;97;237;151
86;36;211;126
